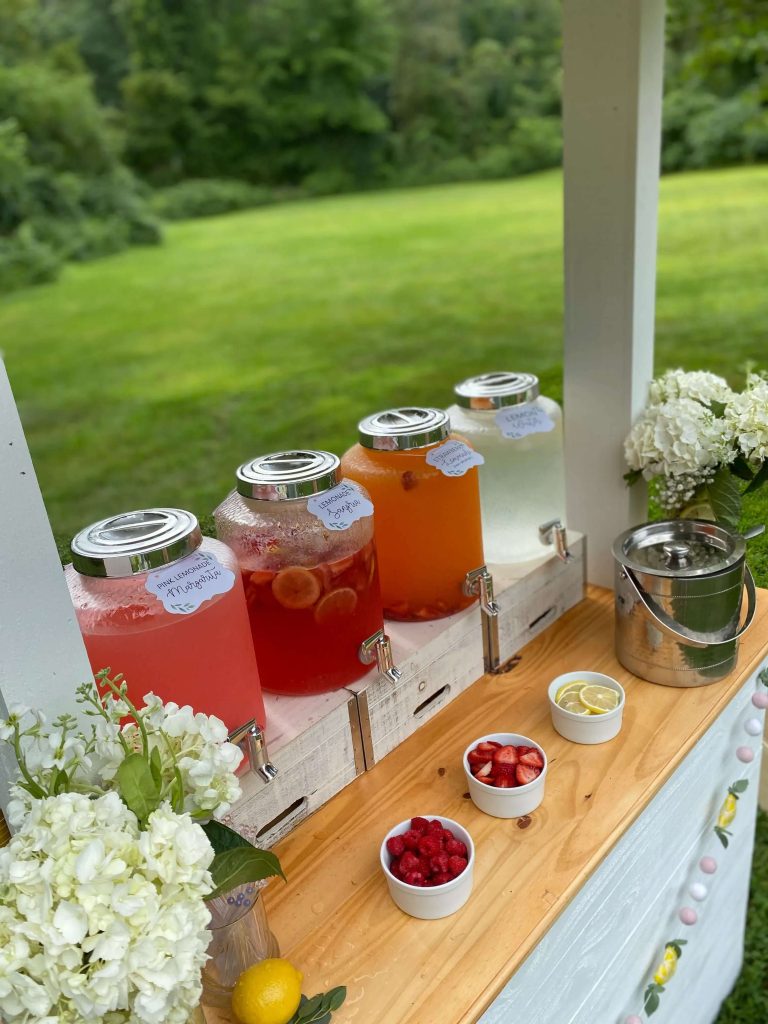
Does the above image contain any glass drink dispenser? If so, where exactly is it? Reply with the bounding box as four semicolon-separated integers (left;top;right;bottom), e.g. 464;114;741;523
66;508;267;734
447;372;566;564
214;450;383;695
340;407;485;621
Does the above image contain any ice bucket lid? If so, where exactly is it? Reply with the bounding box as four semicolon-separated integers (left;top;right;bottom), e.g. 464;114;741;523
612;519;745;578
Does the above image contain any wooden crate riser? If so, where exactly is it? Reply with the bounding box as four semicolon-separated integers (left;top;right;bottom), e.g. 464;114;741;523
223;690;363;849
349;535;586;766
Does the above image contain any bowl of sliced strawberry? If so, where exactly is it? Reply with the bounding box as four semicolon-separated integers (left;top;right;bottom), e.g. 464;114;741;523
380;815;475;919
463;733;547;818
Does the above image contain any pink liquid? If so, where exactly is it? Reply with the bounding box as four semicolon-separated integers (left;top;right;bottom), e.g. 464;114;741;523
80;576;266;733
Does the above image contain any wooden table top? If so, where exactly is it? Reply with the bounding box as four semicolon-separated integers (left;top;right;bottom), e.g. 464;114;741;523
205;585;768;1024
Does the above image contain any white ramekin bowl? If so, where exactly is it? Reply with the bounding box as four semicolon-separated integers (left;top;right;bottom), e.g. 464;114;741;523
462;732;547;819
380;815;474;919
548;671;625;744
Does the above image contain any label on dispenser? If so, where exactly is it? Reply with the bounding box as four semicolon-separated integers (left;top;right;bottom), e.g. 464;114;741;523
146;550;236;615
308;480;374;531
495;404;554;440
426;439;485;477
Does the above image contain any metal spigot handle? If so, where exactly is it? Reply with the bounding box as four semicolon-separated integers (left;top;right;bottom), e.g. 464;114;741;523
359;629;402;684
539;518;573;562
228;719;278;783
464;565;501;673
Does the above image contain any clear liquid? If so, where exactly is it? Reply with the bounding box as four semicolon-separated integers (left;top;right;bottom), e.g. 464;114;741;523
448;399;566;563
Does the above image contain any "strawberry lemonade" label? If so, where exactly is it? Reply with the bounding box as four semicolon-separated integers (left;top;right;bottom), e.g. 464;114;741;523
425;439;485;478
145;550;235;615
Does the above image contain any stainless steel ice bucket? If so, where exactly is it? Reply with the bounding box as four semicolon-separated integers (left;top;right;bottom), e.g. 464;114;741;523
613;520;760;687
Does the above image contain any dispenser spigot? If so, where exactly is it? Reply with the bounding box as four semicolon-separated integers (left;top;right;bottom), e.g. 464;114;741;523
359;629;401;684
464;565;501;673
539;518;573;562
228;720;278;783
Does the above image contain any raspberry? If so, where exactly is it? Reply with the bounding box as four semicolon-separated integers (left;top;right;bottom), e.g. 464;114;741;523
402;829;421;851
427;819;444;834
389;857;403;879
430;853;450;874
410;817;429;834
444;839;467;858
404;871;425;887
417;834;442;858
432;872;452;886
448;855;468;878
399;850;420;873
417;856;432;875
386;835;405;858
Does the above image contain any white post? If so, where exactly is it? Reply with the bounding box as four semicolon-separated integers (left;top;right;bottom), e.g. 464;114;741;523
562;0;666;586
0;360;92;813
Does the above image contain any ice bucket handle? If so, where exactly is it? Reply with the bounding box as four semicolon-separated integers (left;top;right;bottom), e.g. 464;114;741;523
619;564;756;649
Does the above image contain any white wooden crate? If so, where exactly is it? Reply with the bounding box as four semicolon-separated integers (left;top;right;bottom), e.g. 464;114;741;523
222;688;364;849
347;535;586;766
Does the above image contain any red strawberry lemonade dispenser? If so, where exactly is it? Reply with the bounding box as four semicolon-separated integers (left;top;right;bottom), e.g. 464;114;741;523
65;508;266;736
214;450;384;695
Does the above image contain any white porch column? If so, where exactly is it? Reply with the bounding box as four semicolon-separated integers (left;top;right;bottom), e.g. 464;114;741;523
562;0;666;585
0;361;92;812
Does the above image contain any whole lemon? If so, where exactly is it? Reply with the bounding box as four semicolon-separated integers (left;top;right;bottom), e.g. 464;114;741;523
231;958;303;1024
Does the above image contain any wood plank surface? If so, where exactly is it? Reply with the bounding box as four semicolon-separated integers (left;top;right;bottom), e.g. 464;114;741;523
204;586;768;1024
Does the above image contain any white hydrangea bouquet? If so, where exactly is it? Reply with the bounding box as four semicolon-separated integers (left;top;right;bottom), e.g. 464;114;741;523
0;671;283;1024
624;368;768;522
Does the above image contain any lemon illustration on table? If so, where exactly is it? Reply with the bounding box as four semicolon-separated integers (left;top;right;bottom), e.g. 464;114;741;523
556;681;619;715
231;958;303;1024
653;944;679;986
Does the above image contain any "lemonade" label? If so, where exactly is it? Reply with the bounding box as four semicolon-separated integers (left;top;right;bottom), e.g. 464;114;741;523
425;439;485;477
307;480;374;531
146;550;235;615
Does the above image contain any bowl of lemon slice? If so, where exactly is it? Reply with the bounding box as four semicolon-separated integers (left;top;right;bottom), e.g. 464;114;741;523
548;671;625;744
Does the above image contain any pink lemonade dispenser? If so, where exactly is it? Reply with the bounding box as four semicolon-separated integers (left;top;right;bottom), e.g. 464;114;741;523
65;508;271;774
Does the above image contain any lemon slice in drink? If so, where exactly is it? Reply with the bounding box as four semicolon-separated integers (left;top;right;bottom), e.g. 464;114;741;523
559;694;592;715
579;684;619;714
555;680;587;704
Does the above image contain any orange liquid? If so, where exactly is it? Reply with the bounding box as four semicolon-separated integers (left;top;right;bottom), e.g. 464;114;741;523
340;440;484;620
81;577;266;734
242;540;383;694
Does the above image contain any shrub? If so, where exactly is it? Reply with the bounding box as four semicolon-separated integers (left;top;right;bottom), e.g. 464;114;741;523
151;178;275;220
0;223;60;292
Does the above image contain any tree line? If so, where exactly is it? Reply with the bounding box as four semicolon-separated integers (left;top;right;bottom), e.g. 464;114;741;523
0;0;766;291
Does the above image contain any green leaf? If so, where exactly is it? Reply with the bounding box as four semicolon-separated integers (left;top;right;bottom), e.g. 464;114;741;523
709;400;727;419
745;459;768;495
52;768;69;794
116;752;161;826
644;986;661;1015
208;846;285;900
149;746;163;788
730;454;755;482
731;779;749;794
623;468;643;486
295;994;324;1019
714;826;731;848
705;468;741;526
18;778;47;800
759;666;768;689
326;987;347;1012
203;819;255;856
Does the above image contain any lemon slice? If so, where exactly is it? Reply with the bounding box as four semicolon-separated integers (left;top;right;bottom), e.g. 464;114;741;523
559;694;592;715
579;684;620;714
555;680;587;704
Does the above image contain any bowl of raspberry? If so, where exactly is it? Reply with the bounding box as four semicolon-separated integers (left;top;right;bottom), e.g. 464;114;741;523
380;815;475;919
463;733;547;818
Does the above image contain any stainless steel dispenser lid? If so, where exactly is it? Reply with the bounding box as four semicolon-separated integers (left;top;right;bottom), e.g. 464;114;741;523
236;450;340;500
357;407;450;450
454;371;540;409
71;508;202;578
612;519;745;578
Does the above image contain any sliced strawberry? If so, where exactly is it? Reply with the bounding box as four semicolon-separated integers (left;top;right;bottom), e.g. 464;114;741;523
475;760;494;779
516;745;532;756
519;749;544;769
492;745;519;766
515;764;540;786
477;775;495;785
494;775;515;788
468;750;491;769
475;742;498;756
493;764;517;781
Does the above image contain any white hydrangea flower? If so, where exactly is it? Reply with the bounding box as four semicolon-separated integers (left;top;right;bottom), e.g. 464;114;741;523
649;368;735;407
725;373;768;463
0;792;213;1024
624;397;733;480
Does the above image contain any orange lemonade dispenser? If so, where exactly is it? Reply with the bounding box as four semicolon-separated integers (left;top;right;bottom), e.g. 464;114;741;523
341;407;485;621
65;508;267;739
214;450;385;695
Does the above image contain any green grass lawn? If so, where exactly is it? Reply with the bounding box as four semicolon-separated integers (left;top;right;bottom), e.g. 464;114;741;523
1;165;768;1020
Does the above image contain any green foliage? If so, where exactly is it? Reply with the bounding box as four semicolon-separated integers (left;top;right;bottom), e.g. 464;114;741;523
152;179;275;220
289;988;347;1024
